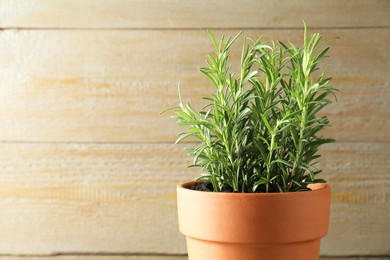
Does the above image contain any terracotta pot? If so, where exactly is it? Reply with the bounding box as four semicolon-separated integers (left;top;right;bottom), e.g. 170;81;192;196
177;181;331;260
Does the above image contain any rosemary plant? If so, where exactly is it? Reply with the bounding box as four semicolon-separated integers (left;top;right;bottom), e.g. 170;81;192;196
172;26;337;193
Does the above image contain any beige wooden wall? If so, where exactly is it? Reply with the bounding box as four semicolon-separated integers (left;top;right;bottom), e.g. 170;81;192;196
0;1;389;259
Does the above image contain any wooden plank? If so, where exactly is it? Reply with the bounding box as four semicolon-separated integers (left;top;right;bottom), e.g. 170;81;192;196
0;143;195;255
0;29;388;143
319;142;390;256
0;0;389;29
0;142;388;255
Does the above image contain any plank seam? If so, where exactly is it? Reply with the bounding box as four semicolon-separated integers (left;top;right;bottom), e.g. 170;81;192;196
0;252;188;257
0;253;389;258
0;141;389;145
0;26;389;31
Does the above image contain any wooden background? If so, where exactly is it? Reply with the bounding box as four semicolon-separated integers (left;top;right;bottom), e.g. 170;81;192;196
0;0;389;259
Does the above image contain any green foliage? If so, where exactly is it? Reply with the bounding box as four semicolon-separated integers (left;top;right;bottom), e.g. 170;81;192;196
171;26;338;193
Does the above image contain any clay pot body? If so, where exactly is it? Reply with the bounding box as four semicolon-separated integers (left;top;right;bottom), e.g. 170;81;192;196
177;181;331;260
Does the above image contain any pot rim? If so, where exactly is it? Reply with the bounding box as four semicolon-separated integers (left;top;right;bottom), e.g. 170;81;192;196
178;180;329;198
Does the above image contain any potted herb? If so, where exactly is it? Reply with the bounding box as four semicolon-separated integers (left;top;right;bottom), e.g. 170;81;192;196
168;25;337;260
